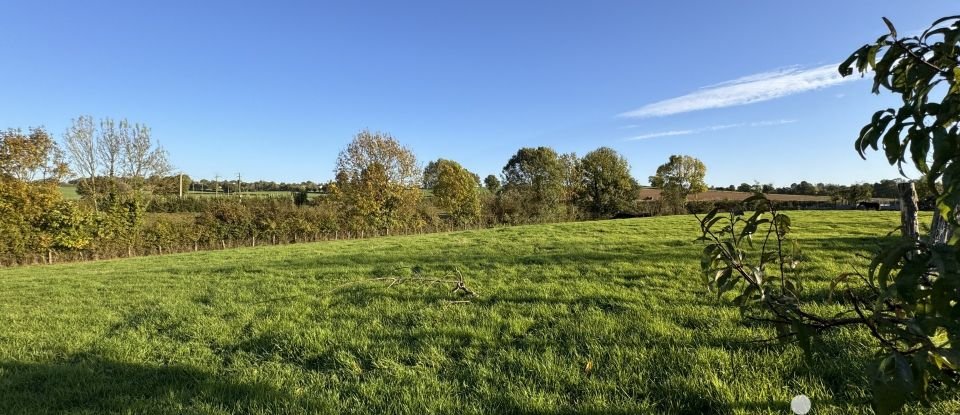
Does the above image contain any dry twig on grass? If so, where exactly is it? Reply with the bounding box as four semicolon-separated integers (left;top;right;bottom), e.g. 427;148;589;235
331;268;477;298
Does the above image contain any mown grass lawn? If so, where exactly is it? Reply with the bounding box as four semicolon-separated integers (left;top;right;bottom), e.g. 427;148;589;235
0;211;956;414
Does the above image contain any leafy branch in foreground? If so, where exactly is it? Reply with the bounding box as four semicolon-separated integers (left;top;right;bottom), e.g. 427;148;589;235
836;14;960;414
698;193;960;415
704;14;960;414
697;195;822;352
840;15;960;219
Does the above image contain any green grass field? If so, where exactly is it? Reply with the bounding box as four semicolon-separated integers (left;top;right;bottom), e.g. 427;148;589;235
0;211;955;414
58;184;80;200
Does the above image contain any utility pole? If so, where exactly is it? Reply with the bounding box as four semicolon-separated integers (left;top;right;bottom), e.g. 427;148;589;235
214;174;220;197
178;173;183;199
237;173;242;200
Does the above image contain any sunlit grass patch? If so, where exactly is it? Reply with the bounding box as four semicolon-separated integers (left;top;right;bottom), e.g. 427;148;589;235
0;211;955;414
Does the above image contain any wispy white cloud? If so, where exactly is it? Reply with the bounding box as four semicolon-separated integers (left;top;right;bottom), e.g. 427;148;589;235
624;119;796;141
619;64;855;118
698;65;805;89
749;119;797;127
627;129;696;140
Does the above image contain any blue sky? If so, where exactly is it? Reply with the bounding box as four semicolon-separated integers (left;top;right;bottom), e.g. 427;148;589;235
0;1;956;186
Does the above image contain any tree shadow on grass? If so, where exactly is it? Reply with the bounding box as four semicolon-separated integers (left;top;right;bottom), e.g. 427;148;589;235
0;354;312;415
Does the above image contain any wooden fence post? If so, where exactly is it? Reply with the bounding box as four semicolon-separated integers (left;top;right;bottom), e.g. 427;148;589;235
898;182;919;240
929;201;960;245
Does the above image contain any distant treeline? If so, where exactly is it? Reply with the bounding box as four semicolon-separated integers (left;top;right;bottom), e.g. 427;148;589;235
714;179;934;203
1;123;648;265
185;179;326;194
0;119;908;266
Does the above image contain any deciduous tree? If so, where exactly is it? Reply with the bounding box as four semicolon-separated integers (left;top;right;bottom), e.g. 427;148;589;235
578;147;639;218
422;158;444;189
97;118;123;178
333;130;422;235
67;116;171;194
63;116;98;205
845;183;873;204
649;155;706;213
0;127;67;182
559;152;583;203
483;174;500;193
500;146;565;221
431;159;481;225
121;122;171;185
0;127;73;263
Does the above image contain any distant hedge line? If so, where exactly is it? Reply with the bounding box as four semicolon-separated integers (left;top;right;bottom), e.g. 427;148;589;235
2;184;866;267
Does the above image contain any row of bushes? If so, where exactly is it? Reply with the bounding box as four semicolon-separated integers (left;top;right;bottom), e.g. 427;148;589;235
4;191;513;266
2;190;861;266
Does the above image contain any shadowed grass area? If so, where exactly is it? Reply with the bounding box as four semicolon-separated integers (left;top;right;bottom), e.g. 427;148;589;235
0;211;957;414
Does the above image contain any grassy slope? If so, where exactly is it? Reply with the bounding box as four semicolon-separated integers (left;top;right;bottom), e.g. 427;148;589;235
0;211;955;414
59;184;80;200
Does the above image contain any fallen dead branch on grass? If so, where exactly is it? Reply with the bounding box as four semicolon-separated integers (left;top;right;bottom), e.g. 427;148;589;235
330;268;477;297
